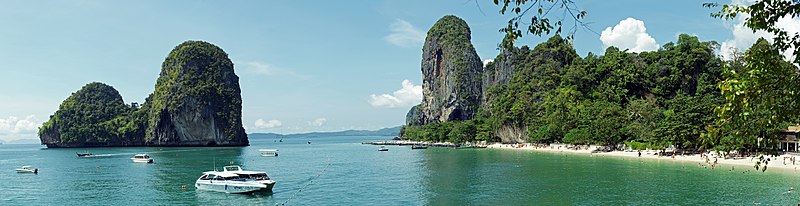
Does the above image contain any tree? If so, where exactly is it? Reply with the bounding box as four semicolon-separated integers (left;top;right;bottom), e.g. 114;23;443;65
492;0;588;48
709;39;798;154
706;1;800;64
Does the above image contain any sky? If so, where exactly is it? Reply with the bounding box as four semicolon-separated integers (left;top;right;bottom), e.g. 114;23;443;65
0;0;789;142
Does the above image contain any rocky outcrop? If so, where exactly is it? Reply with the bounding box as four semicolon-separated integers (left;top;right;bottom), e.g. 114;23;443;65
405;104;423;126
145;41;248;146
481;47;518;106
412;15;483;125
38;82;144;148
39;41;249;148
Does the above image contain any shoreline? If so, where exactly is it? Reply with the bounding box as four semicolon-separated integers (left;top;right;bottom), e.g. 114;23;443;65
487;143;800;173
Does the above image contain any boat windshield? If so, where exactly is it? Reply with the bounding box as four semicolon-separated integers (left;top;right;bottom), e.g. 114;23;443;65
241;173;270;180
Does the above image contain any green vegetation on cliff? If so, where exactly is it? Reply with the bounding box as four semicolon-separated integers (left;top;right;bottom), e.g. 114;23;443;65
428;15;482;102
38;82;145;146
39;40;247;147
146;40;246;145
404;34;732;151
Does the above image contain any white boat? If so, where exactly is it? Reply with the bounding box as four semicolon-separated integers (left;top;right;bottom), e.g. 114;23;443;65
378;146;388;151
195;171;267;194
221;165;276;191
259;149;278;157
16;166;38;174
131;154;154;163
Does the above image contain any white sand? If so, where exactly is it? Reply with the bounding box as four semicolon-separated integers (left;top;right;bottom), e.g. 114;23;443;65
488;143;800;172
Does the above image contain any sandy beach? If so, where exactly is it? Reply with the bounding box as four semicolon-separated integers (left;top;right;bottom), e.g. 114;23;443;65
488;143;800;172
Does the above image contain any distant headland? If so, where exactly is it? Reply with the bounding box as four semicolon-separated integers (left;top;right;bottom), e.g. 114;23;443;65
38;41;248;148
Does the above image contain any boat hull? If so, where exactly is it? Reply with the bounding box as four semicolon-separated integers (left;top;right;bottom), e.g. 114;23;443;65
257;180;276;191
15;169;36;173
131;158;153;163
195;181;266;194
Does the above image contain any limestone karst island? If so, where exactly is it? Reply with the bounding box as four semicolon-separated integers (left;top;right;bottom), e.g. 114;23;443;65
5;1;800;205
38;41;248;147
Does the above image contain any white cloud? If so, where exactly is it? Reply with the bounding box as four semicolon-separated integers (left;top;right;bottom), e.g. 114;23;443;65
719;0;800;61
237;61;310;80
0;115;40;134
254;119;282;129
0;115;41;142
483;59;493;67
309;118;327;127
368;79;422;108
384;19;425;48
240;61;276;76
600;18;659;53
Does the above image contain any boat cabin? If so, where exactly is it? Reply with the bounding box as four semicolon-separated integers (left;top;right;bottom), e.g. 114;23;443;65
259;149;278;157
199;172;245;181
223;165;243;172
133;154;150;159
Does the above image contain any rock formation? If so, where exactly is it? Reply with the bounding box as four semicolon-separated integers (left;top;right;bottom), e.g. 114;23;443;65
481;47;518;106
408;15;483;125
145;40;248;146
38;41;249;148
405;104;423;126
39;82;144;147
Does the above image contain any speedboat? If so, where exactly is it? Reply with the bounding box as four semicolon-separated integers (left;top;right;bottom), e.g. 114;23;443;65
16;166;38;174
378;146;388;151
259;149;278;157
131;153;154;163
222;165;276;191
195;171;267;194
76;151;93;157
411;145;428;150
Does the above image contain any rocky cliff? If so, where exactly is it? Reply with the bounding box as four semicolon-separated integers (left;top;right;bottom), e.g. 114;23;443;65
39;41;249;148
481;47;518;107
408;15;483;126
38;82;145;147
145;40;248;146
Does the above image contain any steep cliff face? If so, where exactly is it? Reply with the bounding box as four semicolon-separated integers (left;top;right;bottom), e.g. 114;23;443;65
415;15;483;125
39;82;144;147
405;104;423;126
481;47;518;106
145;40;248;146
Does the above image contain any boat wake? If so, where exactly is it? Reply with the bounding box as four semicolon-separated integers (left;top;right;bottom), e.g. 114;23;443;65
78;148;210;158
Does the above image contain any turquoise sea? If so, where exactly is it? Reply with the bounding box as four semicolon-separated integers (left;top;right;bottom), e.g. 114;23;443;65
2;135;800;205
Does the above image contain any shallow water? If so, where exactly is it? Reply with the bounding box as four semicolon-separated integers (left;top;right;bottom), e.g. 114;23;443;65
1;136;799;205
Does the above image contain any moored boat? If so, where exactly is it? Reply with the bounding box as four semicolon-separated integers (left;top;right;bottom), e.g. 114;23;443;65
378;146;388;151
411;145;427;149
131;153;154;163
195;171;267;194
16;166;38;174
259;149;278;157
222;165;276;191
76;151;93;157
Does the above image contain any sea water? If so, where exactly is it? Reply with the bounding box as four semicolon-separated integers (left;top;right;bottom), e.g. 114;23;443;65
1;136;799;205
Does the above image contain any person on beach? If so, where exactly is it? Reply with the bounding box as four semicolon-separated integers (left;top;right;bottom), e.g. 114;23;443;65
713;157;718;170
638;150;641;157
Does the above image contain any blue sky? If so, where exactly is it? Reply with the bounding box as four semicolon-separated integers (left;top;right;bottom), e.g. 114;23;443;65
0;0;779;141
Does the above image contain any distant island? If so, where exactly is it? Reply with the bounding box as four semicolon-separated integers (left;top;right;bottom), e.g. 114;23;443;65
38;41;248;148
249;126;401;139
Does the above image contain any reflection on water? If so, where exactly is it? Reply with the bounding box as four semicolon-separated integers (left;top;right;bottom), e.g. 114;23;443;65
194;187;275;205
421;149;800;205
